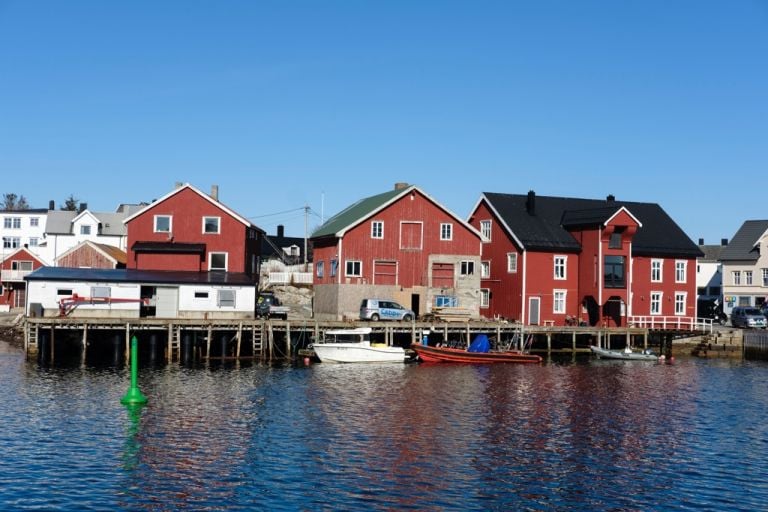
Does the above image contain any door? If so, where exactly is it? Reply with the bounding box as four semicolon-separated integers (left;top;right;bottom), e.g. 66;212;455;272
373;261;398;285
155;287;179;318
528;297;540;325
411;294;420;318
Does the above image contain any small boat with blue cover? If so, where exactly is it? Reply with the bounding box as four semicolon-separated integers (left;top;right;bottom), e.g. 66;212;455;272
411;334;542;364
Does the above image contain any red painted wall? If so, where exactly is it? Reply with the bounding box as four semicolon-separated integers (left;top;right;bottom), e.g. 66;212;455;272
0;249;44;308
312;239;339;284
523;251;581;325
469;201;523;320
632;256;697;317
126;187;256;273
313;189;480;287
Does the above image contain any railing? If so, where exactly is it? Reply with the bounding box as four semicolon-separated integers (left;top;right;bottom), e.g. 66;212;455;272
267;272;313;285
628;315;713;333
1;269;32;282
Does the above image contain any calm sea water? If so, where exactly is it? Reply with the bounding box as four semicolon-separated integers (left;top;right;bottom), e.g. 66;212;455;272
1;340;767;511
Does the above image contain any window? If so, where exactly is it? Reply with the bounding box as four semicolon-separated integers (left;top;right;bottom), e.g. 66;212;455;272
507;253;518;273
651;292;662;315
480;220;492;241
4;217;21;229
330;259;338;277
609;232;622;249
28;237;39;247
746;271;753;286
203;216;220;234
11;261;33;271
440;223;453;241
675;261;686;283
651;260;662;282
763;268;768;287
209;252;227;271
316;260;324;278
553;290;566;314
346;260;362;277
604;256;625;288
57;289;74;296
436;295;458;308
218;289;235;308
194;291;209;299
80;225;91;235
480;289;490;308
481;261;490;278
371;221;383;239
91;286;111;299
675;292;686;315
154;215;172;233
30;217;39;227
733;271;741;285
3;237;20;249
460;261;475;275
554;256;567;280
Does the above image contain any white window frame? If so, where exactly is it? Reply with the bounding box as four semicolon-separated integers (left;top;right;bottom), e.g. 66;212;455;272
154;215;172;233
650;292;663;315
440;223;453;241
507;253;518;273
480;289;490;308
553;289;566;314
217;289;236;308
345;260;362;277
480;220;492;241
651;259;663;282
745;270;753;286
208;252;228;271
554;255;567;280
80;225;91;235
481;261;490;279
674;292;686;316
202;216;221;234
12;260;33;271
399;221;423;250
3;237;20;249
675;260;686;283
733;271;741;286
30;217;39;227
763;268;768;287
371;221;384;239
460;260;475;276
28;237;39;247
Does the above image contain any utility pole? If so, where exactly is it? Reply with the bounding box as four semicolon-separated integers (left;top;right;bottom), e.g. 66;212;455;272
304;204;309;271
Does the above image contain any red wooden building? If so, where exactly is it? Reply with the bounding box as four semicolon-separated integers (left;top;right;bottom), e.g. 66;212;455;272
468;191;702;326
56;240;127;269
0;248;46;311
311;183;483;321
123;184;263;277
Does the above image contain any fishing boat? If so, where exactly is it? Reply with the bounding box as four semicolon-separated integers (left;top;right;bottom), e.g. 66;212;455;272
590;345;660;361
411;334;542;364
311;327;408;363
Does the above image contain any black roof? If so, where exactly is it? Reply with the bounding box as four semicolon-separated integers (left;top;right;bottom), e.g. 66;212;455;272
260;235;312;262
25;267;256;286
132;242;206;254
719;220;768;262
482;192;703;258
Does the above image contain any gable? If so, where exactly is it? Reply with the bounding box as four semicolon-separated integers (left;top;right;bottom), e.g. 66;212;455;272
0;247;47;267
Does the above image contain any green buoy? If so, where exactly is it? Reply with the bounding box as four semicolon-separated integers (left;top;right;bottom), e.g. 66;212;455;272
121;335;148;405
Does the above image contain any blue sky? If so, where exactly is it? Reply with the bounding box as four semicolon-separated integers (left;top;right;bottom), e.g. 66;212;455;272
0;1;765;244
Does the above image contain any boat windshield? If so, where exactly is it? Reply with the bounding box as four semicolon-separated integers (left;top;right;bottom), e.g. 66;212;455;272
327;332;369;343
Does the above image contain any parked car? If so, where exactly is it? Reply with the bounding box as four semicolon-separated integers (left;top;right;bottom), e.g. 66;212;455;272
360;299;415;321
730;306;767;329
256;293;290;320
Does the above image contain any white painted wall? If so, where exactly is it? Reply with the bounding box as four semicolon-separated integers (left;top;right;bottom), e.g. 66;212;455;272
26;280;141;317
178;285;256;318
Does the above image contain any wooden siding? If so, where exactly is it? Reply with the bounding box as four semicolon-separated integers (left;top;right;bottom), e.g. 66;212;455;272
632;256;698;317
125;187;254;274
57;245;120;269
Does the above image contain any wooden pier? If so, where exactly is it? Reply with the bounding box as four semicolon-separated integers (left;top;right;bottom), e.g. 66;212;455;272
19;316;690;365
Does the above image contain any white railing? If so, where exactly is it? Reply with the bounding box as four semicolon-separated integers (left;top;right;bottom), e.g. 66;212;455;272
1;269;32;282
267;272;313;285
628;315;713;333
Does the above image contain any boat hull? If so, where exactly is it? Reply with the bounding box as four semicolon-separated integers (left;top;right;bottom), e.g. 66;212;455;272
411;344;542;364
312;343;407;363
589;346;659;361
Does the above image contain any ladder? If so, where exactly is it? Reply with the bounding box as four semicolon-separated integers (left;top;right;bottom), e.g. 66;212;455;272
168;324;181;362
252;324;264;360
26;323;38;355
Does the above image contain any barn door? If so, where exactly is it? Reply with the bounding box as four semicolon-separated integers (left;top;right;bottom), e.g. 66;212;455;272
155;287;179;318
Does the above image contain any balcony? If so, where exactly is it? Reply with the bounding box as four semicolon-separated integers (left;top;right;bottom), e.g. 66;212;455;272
1;269;32;282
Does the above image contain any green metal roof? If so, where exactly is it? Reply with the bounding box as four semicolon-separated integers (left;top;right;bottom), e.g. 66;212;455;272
311;187;409;238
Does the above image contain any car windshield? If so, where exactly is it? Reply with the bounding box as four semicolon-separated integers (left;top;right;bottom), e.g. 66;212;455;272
744;308;761;315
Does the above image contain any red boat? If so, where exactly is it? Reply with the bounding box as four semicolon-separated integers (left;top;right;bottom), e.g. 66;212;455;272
411;343;542;364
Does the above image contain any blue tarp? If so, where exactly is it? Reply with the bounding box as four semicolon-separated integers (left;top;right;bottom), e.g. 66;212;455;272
467;334;490;353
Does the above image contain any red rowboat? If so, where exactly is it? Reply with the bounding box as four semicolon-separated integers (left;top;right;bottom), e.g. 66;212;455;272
411;343;542;364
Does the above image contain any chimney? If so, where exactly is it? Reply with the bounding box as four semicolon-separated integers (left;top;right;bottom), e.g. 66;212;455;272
526;190;536;215
698;238;704;245
394;182;409;191
78;202;87;213
48;200;55;210
175;182;183;189
607;194;615;202
721;238;729;246
277;225;284;238
211;185;219;201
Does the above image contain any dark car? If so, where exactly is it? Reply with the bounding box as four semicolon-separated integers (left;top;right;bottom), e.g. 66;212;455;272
730;306;767;329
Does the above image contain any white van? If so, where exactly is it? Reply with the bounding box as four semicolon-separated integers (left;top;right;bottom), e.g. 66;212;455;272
359;299;415;321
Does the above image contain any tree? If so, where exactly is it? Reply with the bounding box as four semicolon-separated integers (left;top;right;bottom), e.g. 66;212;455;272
2;193;29;210
61;195;79;211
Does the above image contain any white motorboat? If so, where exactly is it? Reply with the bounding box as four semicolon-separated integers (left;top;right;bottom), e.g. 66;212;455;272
590;345;660;361
311;327;407;363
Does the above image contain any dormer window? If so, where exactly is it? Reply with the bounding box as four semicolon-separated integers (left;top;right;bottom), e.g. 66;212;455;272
80;225;91;235
609;227;625;249
154;215;172;233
